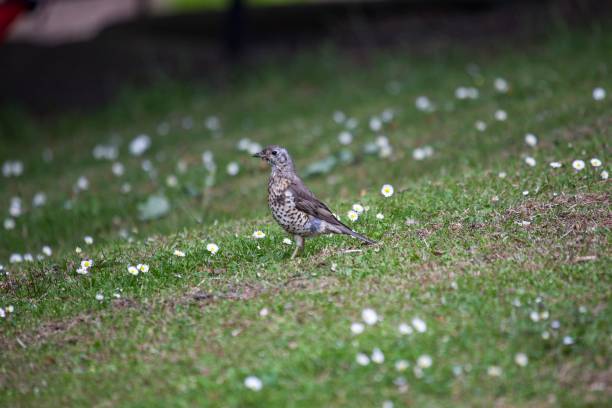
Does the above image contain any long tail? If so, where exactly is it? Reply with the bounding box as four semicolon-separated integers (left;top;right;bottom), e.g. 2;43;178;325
337;223;377;245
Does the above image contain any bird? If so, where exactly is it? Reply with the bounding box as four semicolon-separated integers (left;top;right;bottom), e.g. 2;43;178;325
253;145;376;259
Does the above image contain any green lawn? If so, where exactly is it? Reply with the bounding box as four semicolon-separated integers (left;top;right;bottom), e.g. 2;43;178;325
0;27;610;407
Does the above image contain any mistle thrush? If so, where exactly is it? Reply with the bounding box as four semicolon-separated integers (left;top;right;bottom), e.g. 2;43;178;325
253;145;376;259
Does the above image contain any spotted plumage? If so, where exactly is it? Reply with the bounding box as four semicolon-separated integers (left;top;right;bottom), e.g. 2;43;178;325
254;145;376;258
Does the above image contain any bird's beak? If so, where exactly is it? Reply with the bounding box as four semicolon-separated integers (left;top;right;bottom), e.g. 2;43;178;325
253;151;264;159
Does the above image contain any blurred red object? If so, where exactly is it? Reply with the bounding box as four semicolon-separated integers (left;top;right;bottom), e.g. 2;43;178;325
0;0;35;42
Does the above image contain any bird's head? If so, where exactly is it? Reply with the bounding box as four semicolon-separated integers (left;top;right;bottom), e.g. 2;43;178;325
253;145;293;171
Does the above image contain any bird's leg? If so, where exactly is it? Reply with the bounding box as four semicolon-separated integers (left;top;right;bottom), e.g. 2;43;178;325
290;235;304;259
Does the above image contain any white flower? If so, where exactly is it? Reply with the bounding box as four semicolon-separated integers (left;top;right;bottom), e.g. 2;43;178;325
259;307;269;317
166;175;178;187
6;305;13;313
412;146;434;160
395;360;410;372
380;184;394;197
252;230;266;239
95;293;104;301
376;213;384;220
361;308;379;325
592;87;606;101
498;171;507;179
76;267;89;275
494;110;507;121
346;117;358;129
351;322;365;334
515;352;528;367
369;117;383;132
0;308;4;318
75;176;89;191
352;204;364;214
81;259;93;269
226;162;240;176
206;243;219;254
42;246;52;257
111;162;125;176
572;160;585;171
84;236;94;245
371;348;385;364
173;249;186;257
75;246;82;254
282;238;293;245
347;210;359;222
522;191;529;196
244;376;263;391
411;317;427;333
601;170;609;180
487;366;502;377
398;323;413;335
563;336;574;345
129;134;151;156
356;353;370;366
127;266;139;276
137;264;149;273
338;131;353;145
415;96;434;112
417;355;432;369
550;162;562;168
23;253;33;262
524;133;538;147
494;78;509;93
32;192;47;207
10;253;23;263
333;110;346;123
205;116;220;131
524;156;536;167
590;158;602;167
382;400;394;408
529;311;540;322
3;218;15;230
475;120;487;132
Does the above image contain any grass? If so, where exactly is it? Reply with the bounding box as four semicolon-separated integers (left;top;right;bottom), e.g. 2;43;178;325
0;26;611;407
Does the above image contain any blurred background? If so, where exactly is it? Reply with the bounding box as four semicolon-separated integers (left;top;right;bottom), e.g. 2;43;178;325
1;0;610;114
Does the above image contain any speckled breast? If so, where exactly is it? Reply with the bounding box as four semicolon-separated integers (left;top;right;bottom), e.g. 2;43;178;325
268;177;311;235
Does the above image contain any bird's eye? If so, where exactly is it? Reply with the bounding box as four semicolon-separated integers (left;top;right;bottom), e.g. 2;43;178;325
272;150;278;155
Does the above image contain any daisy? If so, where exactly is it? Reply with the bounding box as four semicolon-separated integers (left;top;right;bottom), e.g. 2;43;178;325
352;204;365;214
376;213;384;220
127;265;139;276
252;230;266;239
515;353;528;367
572;160;585;171
487;366;502;377
76;267;88;275
590;158;602;167
173;249;186;257
166;175;178;187
395;360;410;372
524;156;536;167
351;322;365;335
137;264;149;273
9;253;23;263
524;133;538;147
475;120;487;132
333;110;346;123
417;355;432;369
498;171;507;179
129;134;151;156
244;376;263;391
23;253;33;262
84;236;94;245
494;78;509;93
411;317;427;333
6;305;13;313
398;323;413;335
32;192;47;207
81;259;93;269
282;238;293;245
42;246;52;257
0;308;5;318
380;184;394;197
361;308;379;325
369;117;382;132
549;162;562;168
111;162;125;176
227;162;240;176
347;210;359;222
371;348;385;364
4;218;15;230
95;293;104;301
494;110;508;121
601;170;609;180
338;131;353;145
592;87;606;101
206;243;219;254
356;353;370;366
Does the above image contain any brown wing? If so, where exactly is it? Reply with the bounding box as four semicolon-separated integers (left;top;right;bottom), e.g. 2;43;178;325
289;178;342;227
